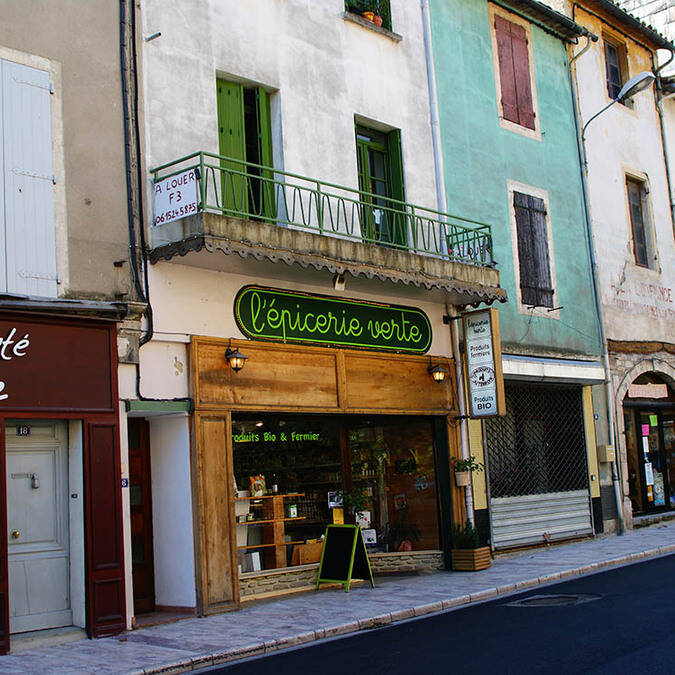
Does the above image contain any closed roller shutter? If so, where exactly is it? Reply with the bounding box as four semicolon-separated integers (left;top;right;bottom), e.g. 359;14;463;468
484;382;592;550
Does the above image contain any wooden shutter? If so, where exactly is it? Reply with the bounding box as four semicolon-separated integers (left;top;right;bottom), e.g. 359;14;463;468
84;420;126;637
216;79;247;213
255;87;276;222
0;423;8;655
1;60;57;296
514;191;553;307
495;16;535;130
386;129;407;245
627;178;648;267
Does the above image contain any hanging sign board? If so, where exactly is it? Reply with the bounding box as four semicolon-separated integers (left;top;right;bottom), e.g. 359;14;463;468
316;524;374;593
153;168;199;226
628;383;668;399
234;285;432;354
462;307;505;418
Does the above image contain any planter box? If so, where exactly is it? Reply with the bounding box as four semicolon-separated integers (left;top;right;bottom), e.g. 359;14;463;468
451;546;491;571
454;470;471;487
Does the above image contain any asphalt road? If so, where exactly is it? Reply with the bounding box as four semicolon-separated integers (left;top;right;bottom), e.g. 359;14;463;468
208;554;675;675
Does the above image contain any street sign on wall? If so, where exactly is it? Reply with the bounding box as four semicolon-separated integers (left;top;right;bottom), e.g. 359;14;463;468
462;307;505;417
234;285;432;354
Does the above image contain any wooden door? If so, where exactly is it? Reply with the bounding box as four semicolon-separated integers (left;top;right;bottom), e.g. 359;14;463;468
6;422;71;633
128;419;155;615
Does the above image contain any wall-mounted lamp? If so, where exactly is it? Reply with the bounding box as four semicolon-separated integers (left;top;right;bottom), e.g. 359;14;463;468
226;347;248;372
428;364;448;383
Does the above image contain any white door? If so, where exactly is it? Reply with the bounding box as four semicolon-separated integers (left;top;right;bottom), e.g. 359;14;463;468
6;422;71;633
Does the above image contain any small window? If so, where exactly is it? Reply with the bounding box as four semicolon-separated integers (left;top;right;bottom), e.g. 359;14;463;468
355;125;406;246
493;13;535;131
513;191;554;308
603;37;630;105
626;177;652;268
345;1;392;32
216;78;275;220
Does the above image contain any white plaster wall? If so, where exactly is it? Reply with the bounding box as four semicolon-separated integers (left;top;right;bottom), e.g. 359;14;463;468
148;416;197;609
572;27;675;342
141;0;438;213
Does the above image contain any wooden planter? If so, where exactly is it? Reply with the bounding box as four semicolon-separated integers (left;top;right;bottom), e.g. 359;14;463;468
451;546;491;571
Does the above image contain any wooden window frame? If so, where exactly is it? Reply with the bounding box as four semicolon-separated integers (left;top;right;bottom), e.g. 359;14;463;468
507;180;559;318
489;4;541;142
602;34;632;108
625;174;655;269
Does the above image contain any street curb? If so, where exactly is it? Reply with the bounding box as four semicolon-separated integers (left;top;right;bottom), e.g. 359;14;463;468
141;543;675;674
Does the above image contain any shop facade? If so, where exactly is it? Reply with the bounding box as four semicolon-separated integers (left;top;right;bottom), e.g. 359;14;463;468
0;307;126;654
190;312;462;610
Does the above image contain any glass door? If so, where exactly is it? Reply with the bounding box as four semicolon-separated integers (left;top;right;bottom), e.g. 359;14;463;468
637;411;667;511
664;415;675;509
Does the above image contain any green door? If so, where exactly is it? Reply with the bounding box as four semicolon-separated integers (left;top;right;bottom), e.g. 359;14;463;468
216;79;247;213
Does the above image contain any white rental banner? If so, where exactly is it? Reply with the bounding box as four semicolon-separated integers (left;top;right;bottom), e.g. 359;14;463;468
153;168;199;226
462;307;505;418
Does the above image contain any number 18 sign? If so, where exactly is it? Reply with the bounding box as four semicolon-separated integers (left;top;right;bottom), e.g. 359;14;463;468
462;307;505;418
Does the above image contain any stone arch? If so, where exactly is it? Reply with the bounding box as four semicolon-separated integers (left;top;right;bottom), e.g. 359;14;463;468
614;357;675;526
615;357;675;407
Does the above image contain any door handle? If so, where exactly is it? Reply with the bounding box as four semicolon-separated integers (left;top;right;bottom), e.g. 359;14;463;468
11;530;19;539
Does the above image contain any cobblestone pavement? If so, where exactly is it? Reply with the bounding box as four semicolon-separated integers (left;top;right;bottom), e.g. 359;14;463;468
3;522;675;674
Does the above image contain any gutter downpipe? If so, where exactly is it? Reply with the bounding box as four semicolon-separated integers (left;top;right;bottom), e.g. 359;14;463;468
421;0;474;525
568;34;625;534
653;49;675;239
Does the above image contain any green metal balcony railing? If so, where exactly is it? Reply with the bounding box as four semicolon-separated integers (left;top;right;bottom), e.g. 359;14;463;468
151;151;494;267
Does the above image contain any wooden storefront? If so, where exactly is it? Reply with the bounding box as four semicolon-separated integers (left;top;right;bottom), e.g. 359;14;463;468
190;336;467;614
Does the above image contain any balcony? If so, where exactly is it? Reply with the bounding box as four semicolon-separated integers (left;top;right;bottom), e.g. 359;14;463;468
149;152;505;305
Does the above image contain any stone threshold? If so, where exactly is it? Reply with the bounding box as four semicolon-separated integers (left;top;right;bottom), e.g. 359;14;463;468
633;510;675;528
139;542;675;674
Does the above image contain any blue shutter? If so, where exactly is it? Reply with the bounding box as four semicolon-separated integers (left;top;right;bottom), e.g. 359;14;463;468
1;60;57;297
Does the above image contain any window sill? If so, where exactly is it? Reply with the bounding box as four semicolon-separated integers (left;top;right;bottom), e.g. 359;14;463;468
342;12;402;42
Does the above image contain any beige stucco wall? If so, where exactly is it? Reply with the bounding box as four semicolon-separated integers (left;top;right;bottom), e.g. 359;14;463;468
572;8;675;344
0;0;132;300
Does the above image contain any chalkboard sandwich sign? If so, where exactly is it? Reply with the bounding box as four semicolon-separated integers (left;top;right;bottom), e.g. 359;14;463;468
316;524;375;592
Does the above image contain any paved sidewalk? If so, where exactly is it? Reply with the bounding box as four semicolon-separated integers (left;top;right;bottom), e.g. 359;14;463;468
4;522;675;674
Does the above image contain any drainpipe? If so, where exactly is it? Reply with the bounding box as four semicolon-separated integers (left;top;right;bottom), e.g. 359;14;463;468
653;49;675;239
422;1;474;525
568;34;625;534
421;0;447;214
448;306;475;526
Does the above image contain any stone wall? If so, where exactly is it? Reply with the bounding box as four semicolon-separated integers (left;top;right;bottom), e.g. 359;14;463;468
239;551;445;599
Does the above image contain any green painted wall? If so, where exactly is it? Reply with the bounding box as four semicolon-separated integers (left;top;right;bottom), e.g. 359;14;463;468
430;0;602;358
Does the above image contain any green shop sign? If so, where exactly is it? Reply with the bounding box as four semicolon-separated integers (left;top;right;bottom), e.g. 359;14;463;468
234;285;432;354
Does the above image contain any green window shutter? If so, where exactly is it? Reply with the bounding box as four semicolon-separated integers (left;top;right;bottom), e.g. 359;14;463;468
255;87;276;221
216;79;246;213
386;129;407;246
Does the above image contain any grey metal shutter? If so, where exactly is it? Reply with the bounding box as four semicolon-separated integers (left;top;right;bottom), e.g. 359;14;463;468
513;191;553;308
484;383;593;549
1;59;57;297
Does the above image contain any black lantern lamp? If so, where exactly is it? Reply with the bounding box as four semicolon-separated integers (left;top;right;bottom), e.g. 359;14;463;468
429;364;448;383
225;347;248;373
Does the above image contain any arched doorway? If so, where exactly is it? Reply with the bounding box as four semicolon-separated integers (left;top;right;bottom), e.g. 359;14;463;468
622;373;675;514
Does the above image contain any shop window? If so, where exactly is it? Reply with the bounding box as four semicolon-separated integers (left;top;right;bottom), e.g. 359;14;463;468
603;37;630;105
490;8;537;134
344;1;393;32
216;78;275;220
512;189;555;309
626;176;654;268
232;414;439;573
355;124;406;246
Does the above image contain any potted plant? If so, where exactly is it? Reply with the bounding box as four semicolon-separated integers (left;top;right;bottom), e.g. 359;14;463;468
452;455;484;487
382;508;421;552
337;488;370;521
451;519;491;571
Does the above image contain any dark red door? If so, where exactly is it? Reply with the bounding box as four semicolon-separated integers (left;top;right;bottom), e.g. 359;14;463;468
129;419;155;614
0;423;9;654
